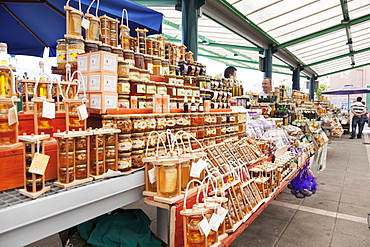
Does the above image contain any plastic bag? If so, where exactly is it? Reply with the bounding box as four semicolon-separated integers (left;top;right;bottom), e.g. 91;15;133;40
289;162;317;198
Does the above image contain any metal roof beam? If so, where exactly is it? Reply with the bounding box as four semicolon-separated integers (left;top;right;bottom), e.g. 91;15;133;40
275;13;370;49
302;47;370;68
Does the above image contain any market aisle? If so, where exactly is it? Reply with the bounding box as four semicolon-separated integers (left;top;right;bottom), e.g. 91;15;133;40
230;132;370;247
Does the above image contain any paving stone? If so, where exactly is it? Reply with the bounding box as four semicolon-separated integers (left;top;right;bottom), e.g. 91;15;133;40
244;213;289;237
259;204;297;221
289;211;335;231
340;193;370;207
338;202;370;219
330;232;370;247
301;196;339;212
334;218;370;240
229;229;277;247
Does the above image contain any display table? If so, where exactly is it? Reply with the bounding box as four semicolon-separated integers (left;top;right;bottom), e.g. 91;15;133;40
0;170;145;246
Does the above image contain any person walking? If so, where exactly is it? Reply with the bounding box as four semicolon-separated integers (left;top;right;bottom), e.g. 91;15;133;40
350;97;367;139
360;101;368;132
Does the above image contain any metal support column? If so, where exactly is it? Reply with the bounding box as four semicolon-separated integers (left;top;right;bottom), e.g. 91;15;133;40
182;0;199;60
263;46;273;78
309;77;315;100
292;67;301;90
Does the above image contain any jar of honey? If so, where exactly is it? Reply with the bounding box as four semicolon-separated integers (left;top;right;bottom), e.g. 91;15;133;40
161;59;170;75
118;152;131;172
59;138;74;152
75;164;88;179
118;96;130;109
152;57;162;76
105;133;116;146
144;55;153;74
118;134;132;152
26;178;43;192
105;159;116;171
132;115;146;132
134;52;145;69
115;115;132;134
140;69;150;81
132;133;145;150
75;150;87;165
91;134;104;147
129;68;140;80
130;80;146;95
156;82;167;95
157;163;178;198
91;147;104;162
102;116;114;129
123;50;135;67
60;152;74;167
105;146;116;159
118;61;130;78
156;115;167;130
59;167;74;183
146;81;157;95
132;150;144;168
91;161;104;176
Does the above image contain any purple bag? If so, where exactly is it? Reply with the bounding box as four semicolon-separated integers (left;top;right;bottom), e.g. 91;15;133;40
289;162;317;198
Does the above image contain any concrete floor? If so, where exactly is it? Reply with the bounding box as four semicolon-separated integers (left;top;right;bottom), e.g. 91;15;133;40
26;129;370;247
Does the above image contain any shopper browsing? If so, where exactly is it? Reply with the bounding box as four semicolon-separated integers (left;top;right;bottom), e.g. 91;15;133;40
260;77;272;97
350;97;367;139
224;66;237;78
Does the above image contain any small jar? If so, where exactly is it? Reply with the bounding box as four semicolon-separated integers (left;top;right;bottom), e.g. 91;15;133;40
152;57;162;76
191;140;200;150
165;114;176;129
123;50;135;67
129;68;140;80
215;137;222;144
144;132;158;148
156;82;167;95
140;69;150;81
91;134;104;147
59;138;74;152
91;161;104;176
146;81;157;95
132;133;145;150
105;133;116;146
198;114;205;126
197;127;205;139
221;125;227;135
26;154;32;167
134;52;145;69
112;48;124;58
161;59;170;75
75;150;87;165
98;44;112;53
167;85;177;97
175;114;185;127
118;78;130;94
146;148;156;158
118;96;130;109
157;115;167;130
118;152;132;172
60;152;74;167
170;99;178;109
102;116;114;129
26;178;43;192
216;125;222;136
105;159;116;171
115;116;132;134
221;114;227;124
147;116;157;131
191;113;199;127
74;136;87;151
132;115;147;132
118;134;132;152
144;55;153;74
189;127;197;139
132;150;145;168
91;147;104;162
75;164;88;179
216;113;222;124
105;146;116;159
131;80;146;95
59;167;74;183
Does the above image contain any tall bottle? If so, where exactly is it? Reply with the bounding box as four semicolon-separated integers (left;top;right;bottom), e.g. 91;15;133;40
198;97;204;113
190;97;197;113
183;95;190;113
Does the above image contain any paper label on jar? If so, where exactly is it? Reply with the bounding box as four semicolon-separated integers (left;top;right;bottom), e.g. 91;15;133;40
211;129;217;135
198;217;210;237
169;78;176;85
132;140;144;149
146;101;153;109
185;89;192;97
148;121;156;129
157;87;167;95
148;167;156;184
67;48;84;62
162;66;170;75
118;82;130;94
166;120;176;127
211;117;217;123
147;63;153;74
77;104;88;120
137;84;146;93
29;153;50;175
118;160;131;169
42;101;56;119
146;85;156;94
127;59;135;68
118;142;132;151
118;101;130;109
8;106;18;126
134;121;147;130
138;101;147;109
222;116;227;122
217;207;228;222
103;54;117;72
176;88;185;96
193;90;200;97
230;116;236;122
177;79;184;86
209;213;222;232
103;75;117;92
170;102;177;109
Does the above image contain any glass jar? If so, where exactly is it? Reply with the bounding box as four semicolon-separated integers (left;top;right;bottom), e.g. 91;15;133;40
75;164;88;179
91;161;104;176
144;55;153;74
105;159;116;171
146;81;157;95
189;127;197;139
91;134;104;147
158;163;178;198
140;69;150;81
115;116;132;134
146;116;156;131
26;178;43;192
112;47;123;57
156;82;167;95
152;57;162;76
118;134;132;152
132;150;145;168
170;99;177;109
117;78;130;94
197;127;205;139
105;146;116;159
131;80;146;95
129;68;140;80
123;50;135;67
59;167;74;183
56;39;67;69
221;125;227;135
75;150;87;165
157;115;167;130
26;154;32;167
99;44;112;53
25;142;42;153
67;38;84;67
215;137;222;144
134;53;145;69
102;116;114;129
91;147;104;162
165;114;176;129
161;59;170;75
132;115;146;132
118;152;131;172
60;152;74;168
105;133;116;146
191;140;200;150
144;132;158;148
191;113;199;127
118;96;130;109
132;133;145;150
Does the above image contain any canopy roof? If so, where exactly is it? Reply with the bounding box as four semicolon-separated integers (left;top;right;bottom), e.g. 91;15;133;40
138;0;370;78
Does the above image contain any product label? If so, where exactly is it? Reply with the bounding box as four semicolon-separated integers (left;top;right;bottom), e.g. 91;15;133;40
166;120;176;127
29;153;50;175
118;100;130;109
104;95;117;109
211;117;217;123
148;121;156;129
42;101;56;119
176;118;186;126
177;79;184;86
191;105;197;112
78;75;88;92
138;101;147;109
130;72;140;80
146;85;157;94
8;106;18;126
77;56;88;72
132;140;144;149
134;121;147;130
67;48;84;62
211;128;217;135
118;160;131;169
169;78;177;85
137;84;146;93
185;89;192;97
103;54;117;72
77;104;88;120
193;90;200;97
89;74;101;91
170;102;177;109
221;127;227;134
103;75;117;92
157;86;167;95
199;106;204;112
118;142;132;151
90;95;101;109
90;54;101;71
162;66;170;75
229;116;236;122
126;59;135;68
147;63;153;74
177;88;185;96
146;101;153;109
118;82;130;94
222;116;227;122
209;213;223;232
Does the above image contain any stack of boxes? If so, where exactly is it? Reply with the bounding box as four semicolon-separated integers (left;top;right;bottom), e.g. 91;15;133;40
78;51;118;113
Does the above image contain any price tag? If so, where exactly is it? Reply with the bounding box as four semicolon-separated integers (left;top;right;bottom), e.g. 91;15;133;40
198;217;210;237
29;153;50;175
217;207;228;222
81;17;90;30
77;104;88;120
209;213;223;231
8;106;18;126
190;159;207;178
148;167;156;184
42;101;55;119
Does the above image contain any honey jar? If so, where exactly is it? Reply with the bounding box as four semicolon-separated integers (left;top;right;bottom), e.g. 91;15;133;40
105;159;116;171
132;150;144;168
26;178;43;192
118;134;132;152
91;134;104;147
131;80;146;95
75;150;87;165
117;78;130;94
132;133;145;150
118;152;131;172
91;147;104;162
129;68;140;80
91;161;104;176
59;167;74;183
118;96;130;109
115;115;132;134
123;50;135;67
75;164;88;179
134;52;145;69
132;115;146;132
105;146;116;159
156;115;167;130
75;136;87;150
60;152;74;167
158;163;178;198
144;55;153;74
152;57;162;76
105;133;116;146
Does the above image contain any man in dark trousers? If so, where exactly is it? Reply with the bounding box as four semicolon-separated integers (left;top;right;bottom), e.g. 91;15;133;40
350;97;367;139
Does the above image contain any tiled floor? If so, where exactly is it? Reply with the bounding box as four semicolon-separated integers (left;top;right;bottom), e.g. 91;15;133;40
27;129;370;247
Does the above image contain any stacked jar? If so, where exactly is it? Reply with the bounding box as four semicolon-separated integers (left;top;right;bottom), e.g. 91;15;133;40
75;135;88;180
59;138;75;184
25;141;44;191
